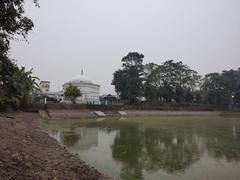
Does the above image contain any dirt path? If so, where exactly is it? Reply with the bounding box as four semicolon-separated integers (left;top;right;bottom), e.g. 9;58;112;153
0;112;110;180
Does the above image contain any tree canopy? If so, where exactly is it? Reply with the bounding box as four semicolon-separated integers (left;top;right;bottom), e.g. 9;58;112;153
112;54;239;109
202;69;240;108
112;52;144;104
0;0;39;109
64;84;82;104
144;60;201;104
0;0;39;50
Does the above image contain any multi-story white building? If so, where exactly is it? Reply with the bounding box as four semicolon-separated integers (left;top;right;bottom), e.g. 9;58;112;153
63;71;100;104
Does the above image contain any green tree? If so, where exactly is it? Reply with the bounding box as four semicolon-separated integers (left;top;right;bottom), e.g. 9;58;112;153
112;69;128;100
0;0;39;109
144;60;201;104
201;72;224;106
144;62;159;78
202;68;240;108
8;67;39;108
0;0;39;51
112;52;144;104
0;62;39;109
64;84;82;104
222;69;240;107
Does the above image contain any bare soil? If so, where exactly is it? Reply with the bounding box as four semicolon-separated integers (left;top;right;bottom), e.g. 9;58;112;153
0;112;110;180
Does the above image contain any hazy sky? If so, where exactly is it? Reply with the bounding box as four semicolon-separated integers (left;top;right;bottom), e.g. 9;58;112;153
10;0;240;94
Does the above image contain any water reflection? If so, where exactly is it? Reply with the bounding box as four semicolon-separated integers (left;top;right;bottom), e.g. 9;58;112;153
111;125;202;179
50;127;99;152
42;117;240;180
112;126;144;180
61;131;80;147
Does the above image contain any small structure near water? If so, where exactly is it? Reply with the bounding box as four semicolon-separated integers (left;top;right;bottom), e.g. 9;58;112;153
118;111;127;116
100;94;119;105
93;111;106;117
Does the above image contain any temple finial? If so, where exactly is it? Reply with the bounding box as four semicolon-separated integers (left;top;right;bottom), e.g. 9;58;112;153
81;69;83;75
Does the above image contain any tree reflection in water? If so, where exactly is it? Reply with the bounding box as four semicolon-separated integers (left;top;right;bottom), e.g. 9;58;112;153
109;119;240;180
204;123;240;161
112;126;144;180
61;131;80;147
143;128;200;173
43;117;240;180
111;126;201;179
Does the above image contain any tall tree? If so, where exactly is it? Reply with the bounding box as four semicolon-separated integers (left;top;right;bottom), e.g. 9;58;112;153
202;68;240;108
144;63;159;80
112;69;128;100
202;72;226;106
144;60;201;104
112;52;144;104
0;0;39;109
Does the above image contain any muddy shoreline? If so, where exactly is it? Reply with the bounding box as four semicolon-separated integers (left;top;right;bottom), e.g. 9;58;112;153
42;109;240;119
0;112;110;180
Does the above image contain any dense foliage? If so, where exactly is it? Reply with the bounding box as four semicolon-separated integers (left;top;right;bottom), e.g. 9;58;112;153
145;60;201;104
64;84;82;104
0;0;39;110
0;53;39;110
202;69;240;108
113;52;240;109
112;52;144;104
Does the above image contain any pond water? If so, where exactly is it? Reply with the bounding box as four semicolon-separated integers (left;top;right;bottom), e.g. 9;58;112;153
42;116;240;180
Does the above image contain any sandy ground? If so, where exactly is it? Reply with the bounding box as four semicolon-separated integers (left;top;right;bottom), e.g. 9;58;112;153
0;112;110;180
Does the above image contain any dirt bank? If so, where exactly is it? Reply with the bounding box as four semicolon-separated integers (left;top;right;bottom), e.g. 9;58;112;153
0;112;110;180
45;109;225;119
46;109;96;119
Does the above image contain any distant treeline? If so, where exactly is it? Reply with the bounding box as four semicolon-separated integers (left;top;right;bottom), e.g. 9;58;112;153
112;52;240;109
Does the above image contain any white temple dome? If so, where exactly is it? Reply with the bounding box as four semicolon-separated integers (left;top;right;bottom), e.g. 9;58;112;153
70;74;92;84
63;70;100;104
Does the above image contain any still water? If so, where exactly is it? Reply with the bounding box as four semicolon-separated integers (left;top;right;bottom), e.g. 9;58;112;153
42;116;240;180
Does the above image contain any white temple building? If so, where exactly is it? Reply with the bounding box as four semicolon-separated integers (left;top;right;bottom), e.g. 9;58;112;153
63;70;100;104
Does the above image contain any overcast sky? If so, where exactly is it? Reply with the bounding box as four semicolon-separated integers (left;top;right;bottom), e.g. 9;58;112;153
10;0;240;94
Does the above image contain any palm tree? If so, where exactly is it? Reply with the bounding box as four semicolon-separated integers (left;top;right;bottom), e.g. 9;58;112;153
9;67;39;108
